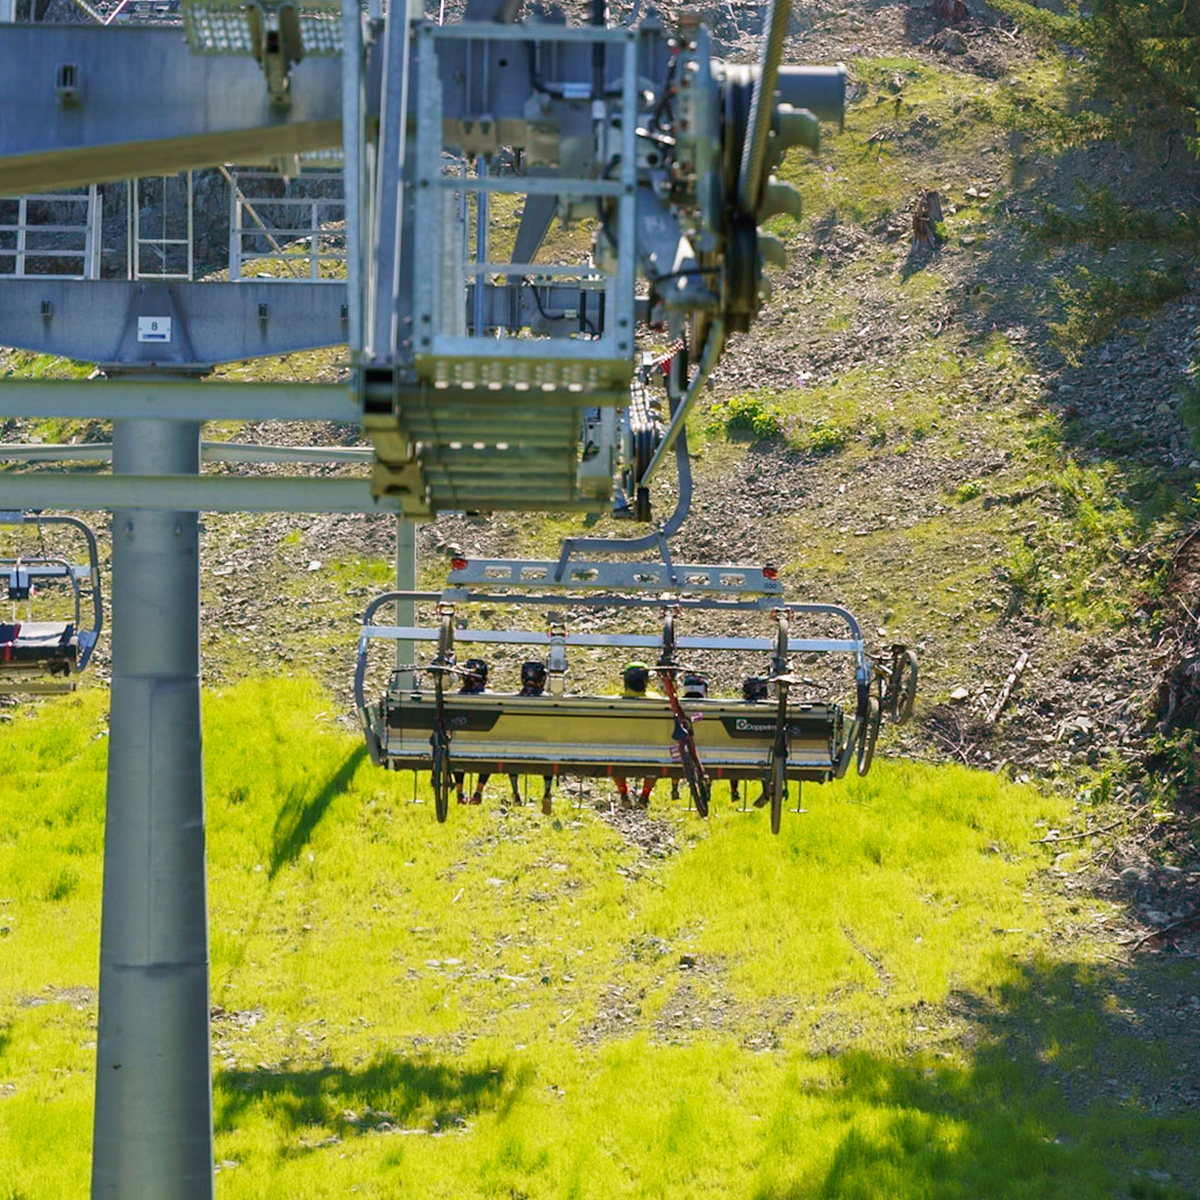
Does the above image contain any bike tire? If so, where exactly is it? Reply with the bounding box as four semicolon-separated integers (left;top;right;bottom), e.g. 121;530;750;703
682;747;710;818
770;752;786;835
891;649;919;725
432;739;450;823
856;696;882;777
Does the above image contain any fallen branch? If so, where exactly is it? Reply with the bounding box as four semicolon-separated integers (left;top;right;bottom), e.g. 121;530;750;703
927;725;972;765
986;650;1029;725
1121;909;1200;952
1031;803;1150;844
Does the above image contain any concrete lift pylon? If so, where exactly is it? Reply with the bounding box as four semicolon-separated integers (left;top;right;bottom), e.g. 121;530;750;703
0;0;846;1193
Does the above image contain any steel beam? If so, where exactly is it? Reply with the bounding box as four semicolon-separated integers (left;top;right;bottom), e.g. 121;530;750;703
0;27;342;193
394;518;415;684
0;472;596;514
92;418;213;1200
0;473;401;513
0;380;356;422
0;442;374;464
0;281;347;366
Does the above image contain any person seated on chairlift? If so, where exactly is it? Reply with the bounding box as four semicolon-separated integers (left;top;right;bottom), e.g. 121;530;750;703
682;672;708;700
731;675;770;806
614;661;661;810
508;659;556;816
455;658;491;805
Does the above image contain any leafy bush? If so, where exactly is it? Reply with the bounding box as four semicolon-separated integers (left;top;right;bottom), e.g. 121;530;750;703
807;421;849;455
1004;542;1044;602
1049;264;1188;363
707;394;782;440
993;0;1200;153
1179;380;1200;450
1030;183;1200;251
954;480;986;502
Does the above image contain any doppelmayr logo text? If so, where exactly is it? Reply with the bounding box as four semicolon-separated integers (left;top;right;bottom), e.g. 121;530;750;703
735;718;772;732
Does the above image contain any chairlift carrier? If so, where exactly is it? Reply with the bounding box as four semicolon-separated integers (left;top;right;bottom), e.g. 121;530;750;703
0;512;103;693
356;556;917;831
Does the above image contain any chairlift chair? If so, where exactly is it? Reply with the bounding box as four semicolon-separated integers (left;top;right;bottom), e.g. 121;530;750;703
0;513;103;694
355;554;917;831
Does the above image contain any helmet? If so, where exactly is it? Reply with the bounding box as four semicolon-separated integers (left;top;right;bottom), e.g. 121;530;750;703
461;658;489;691
682;672;708;699
622;660;650;693
520;660;547;691
742;675;769;702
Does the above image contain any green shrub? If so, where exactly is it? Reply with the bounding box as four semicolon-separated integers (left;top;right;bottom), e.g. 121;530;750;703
806;420;849;455
1049;265;1188;363
954;480;986;502
1029;184;1200;251
1179;381;1200;450
1005;542;1043;603
707;394;782;440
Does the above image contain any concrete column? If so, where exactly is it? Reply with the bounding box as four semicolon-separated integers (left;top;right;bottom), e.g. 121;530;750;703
92;418;213;1199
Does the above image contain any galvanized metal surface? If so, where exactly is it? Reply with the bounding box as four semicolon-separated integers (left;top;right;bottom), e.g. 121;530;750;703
364;624;863;656
0;379;355;421
0;281;347;366
0;27;343;193
92;418;214;1200
445;556;784;596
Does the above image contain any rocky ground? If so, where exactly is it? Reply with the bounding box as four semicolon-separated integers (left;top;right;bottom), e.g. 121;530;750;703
3;0;1200;1168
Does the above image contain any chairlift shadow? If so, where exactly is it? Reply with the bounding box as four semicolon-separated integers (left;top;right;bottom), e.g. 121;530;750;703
750;953;1200;1199
268;743;368;878
215;1053;527;1141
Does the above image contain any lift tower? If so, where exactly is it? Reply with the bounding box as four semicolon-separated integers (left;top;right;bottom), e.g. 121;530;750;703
0;1;844;1194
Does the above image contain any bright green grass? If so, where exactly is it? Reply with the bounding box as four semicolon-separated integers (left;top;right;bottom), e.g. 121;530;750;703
1;678;1195;1198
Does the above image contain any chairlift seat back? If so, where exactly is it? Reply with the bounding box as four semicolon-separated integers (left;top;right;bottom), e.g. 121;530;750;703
373;691;845;782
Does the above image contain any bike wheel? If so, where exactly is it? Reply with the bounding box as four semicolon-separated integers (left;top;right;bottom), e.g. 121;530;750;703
889;649;919;725
856;696;882;777
432;740;450;823
769;752;786;835
681;747;710;818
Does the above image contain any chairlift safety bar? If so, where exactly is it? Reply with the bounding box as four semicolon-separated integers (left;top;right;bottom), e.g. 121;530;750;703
363;625;862;656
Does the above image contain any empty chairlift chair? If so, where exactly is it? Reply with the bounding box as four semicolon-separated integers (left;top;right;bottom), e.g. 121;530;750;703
0;514;103;694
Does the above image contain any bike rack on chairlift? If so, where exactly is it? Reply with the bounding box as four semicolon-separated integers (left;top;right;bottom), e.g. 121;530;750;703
355;556;917;831
0;512;103;694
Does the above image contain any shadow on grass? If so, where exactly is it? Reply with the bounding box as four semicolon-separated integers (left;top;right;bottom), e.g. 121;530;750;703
755;954;1200;1200
215;1053;527;1145
268;744;367;877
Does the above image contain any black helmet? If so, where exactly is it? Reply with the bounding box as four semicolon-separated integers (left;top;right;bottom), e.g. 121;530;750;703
742;675;769;702
520;660;547;690
622;660;650;693
462;658;489;691
682;672;708;699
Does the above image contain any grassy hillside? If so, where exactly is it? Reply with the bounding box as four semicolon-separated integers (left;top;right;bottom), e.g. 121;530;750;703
5;5;1200;1197
4;677;1197;1198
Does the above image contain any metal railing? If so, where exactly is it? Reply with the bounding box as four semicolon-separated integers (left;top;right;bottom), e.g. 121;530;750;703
228;168;346;282
0;188;101;279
